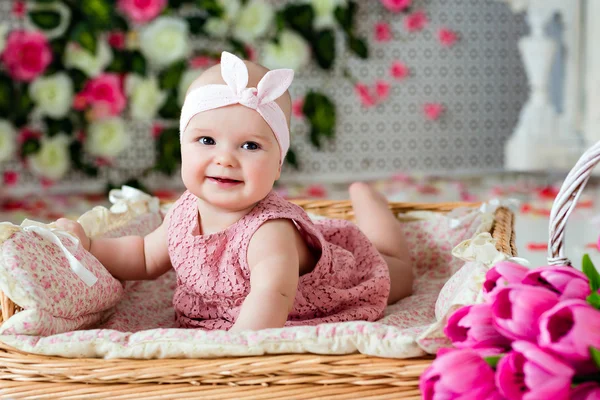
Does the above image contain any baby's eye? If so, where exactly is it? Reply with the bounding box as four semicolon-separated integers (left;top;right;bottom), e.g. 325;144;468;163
199;136;215;145
242;141;260;150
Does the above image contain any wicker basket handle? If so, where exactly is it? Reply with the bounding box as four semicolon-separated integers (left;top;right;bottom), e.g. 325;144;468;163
548;141;600;266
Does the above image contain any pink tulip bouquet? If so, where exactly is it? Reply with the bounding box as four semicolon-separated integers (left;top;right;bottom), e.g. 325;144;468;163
420;255;600;400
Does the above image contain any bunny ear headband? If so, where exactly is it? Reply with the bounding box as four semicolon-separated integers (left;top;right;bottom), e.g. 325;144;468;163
180;51;294;164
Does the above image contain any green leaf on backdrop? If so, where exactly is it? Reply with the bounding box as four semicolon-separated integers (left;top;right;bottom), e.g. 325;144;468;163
313;29;335;70
71;23;97;55
195;0;223;17
281;4;314;40
303;91;336;149
131;51;147;76
159;61;186;91
14;90;33;127
583;254;600;292
29;10;62;30
34;0;58;3
106;178;148;194
591;347;600;370
21;138;41;158
67;68;87;92
187;16;207;35
348;35;368;58
69;141;99;177
112;15;129;32
285;147;299;169
333;1;357;34
0;75;14;115
227;38;250;59
154;127;181;175
106;50;127;74
81;0;113;29
158;92;180;119
45;117;73;137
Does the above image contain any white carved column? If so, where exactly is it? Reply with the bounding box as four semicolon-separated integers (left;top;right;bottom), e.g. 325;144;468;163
504;0;582;171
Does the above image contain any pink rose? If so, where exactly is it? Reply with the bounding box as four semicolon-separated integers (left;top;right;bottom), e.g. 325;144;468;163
571;383;600;400
381;0;411;13
374;22;392;42
404;10;427;32
107;32;126;50
483;261;529;299
522;266;591;301
117;0;167;24
444;304;511;352
496;341;574;400
292;98;304;118
390;61;409;80
538;299;600;372
80;73;126;118
1;30;52;82
420;348;503;400
491;284;559;341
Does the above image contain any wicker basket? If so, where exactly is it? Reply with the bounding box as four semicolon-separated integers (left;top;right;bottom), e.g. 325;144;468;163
0;200;516;399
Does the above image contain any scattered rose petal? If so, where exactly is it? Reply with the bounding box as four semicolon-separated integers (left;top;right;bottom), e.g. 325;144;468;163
3;171;19;186
390;61;409;80
404;10;427;32
438;28;458;47
306;184;327;198
292;98;304;118
374;22;392;42
380;0;411;13
526;242;547;251
374;80;390;101
423;103;444;120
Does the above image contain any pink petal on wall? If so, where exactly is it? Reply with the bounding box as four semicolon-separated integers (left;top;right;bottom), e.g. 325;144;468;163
423;103;445;120
404;10;428;32
374;22;392;42
292;98;305;118
438;28;459;47
390;61;409;80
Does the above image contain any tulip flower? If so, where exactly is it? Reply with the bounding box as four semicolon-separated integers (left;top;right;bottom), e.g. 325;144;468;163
496;341;574;400
571;382;600;400
483;261;529;299
539;299;600;372
444;303;511;352
522;266;591;301
420;348;503;400
491;284;559;341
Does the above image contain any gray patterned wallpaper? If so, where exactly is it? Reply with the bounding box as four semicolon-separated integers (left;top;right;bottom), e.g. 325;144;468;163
0;0;528;193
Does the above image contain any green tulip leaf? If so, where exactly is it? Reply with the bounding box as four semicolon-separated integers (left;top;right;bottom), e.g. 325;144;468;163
484;355;503;369
313;29;335;70
590;347;600;370
586;292;600;310
29;10;62;30
583;254;600;292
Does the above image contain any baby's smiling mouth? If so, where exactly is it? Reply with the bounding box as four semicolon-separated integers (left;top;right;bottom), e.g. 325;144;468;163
207;176;243;184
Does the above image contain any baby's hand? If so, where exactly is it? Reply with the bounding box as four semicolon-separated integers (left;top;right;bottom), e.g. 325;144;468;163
55;218;91;252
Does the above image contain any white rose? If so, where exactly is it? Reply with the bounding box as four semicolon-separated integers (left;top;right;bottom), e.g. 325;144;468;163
232;0;274;43
28;134;71;180
25;1;71;39
64;38;113;77
0;24;8;55
204;18;229;38
86;118;130;158
220;0;241;21
262;30;310;70
29;73;74;119
125;75;167;120
311;0;346;29
178;68;204;106
140;17;190;69
0;120;16;163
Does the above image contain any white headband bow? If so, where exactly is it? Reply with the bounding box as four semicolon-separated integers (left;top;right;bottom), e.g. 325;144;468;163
180;51;294;164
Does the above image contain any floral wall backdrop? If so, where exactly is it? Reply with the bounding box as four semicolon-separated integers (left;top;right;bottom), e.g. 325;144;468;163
0;0;527;194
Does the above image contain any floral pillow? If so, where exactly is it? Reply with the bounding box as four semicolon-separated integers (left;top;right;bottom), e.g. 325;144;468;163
0;186;163;336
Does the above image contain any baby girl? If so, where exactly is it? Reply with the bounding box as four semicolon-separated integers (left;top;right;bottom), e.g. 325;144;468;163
57;52;413;332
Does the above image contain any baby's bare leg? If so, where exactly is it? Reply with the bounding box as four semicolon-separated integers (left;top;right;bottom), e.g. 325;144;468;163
349;182;413;304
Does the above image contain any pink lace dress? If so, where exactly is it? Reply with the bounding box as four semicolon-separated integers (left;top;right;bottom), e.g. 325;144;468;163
168;190;390;330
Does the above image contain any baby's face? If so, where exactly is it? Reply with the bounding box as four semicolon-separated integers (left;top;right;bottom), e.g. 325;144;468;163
181;103;282;212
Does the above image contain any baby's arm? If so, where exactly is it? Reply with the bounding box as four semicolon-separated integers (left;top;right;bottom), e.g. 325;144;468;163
55;206;174;281
229;219;300;332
